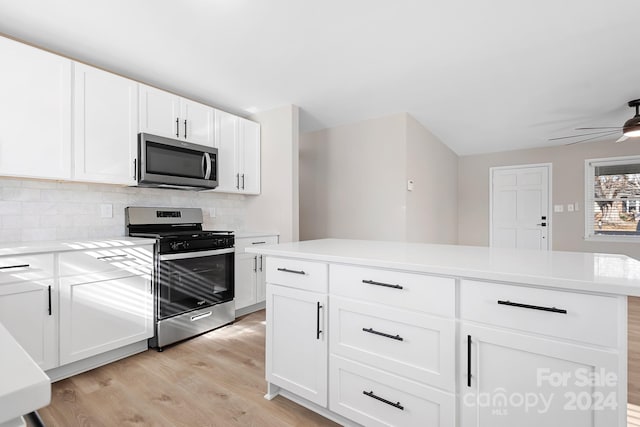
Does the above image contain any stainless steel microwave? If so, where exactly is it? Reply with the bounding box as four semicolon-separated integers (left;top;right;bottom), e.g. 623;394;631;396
136;133;218;190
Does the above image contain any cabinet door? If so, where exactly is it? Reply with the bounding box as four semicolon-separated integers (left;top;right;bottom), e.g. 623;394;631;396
234;253;257;310
460;323;621;427
266;284;328;407
73;63;137;185
239;118;260;194
0;281;56;370
60;274;153;365
214;109;240;192
181;98;214;146
139;84;180;139
0;36;71;180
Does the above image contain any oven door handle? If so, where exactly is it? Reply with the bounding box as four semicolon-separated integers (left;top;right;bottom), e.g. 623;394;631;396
159;247;234;261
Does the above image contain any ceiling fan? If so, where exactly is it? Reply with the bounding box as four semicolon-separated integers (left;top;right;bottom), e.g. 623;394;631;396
549;99;640;145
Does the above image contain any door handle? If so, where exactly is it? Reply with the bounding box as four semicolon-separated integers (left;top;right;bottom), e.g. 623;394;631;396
133;159;137;180
176;117;180;138
277;267;305;275
259;255;263;272
536;222;547;227
184;119;187;139
362;279;403;290
253;256;257;272
241;173;245;189
236;173;240;189
203;153;212;179
48;285;52;316
467;335;472;387
316;302;323;339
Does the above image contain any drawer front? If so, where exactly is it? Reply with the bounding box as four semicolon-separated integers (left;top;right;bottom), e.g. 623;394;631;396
265;257;328;293
330;297;455;391
461;280;620;347
235;235;278;253
59;245;154;278
330;355;455;427
330;264;455;317
0;254;54;285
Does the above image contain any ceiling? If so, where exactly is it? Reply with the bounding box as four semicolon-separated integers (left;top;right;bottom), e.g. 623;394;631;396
1;0;639;155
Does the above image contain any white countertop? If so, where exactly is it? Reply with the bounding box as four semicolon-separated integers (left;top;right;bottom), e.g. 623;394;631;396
0;237;156;257
0;323;50;425
246;239;640;296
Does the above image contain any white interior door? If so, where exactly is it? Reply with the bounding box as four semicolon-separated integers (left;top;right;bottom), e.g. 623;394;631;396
490;165;550;250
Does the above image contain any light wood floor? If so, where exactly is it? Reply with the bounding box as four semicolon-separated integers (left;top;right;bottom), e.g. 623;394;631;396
38;310;338;427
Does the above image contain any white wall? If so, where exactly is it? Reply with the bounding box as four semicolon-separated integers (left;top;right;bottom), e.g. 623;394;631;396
406;114;458;243
246;105;300;243
299;113;458;243
300;114;408;241
458;139;640;260
0;178;246;242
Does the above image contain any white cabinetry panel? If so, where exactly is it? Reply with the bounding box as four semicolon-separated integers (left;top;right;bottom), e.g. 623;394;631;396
0;36;71;180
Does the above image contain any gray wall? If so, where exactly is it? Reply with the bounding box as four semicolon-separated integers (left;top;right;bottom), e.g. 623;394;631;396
299;113;458;243
458;139;640;260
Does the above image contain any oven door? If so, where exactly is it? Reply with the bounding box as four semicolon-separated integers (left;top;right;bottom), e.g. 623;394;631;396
157;248;234;319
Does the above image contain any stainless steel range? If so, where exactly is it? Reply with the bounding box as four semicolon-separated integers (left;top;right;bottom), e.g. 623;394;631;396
125;207;234;351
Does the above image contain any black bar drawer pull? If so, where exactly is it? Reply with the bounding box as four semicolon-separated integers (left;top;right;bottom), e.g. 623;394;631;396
362;327;403;341
467;335;472;387
362;279;403;290
251;241;267;245
97;255;132;261
316;302;323;339
497;300;567;314
0;264;29;270
277;267;306;275
363;390;404;411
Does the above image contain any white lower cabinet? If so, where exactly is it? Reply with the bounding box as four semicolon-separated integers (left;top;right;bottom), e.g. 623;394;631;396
58;247;154;365
0;280;56;370
234;235;278;313
330;355;455;427
266;283;328;407
460;323;620;427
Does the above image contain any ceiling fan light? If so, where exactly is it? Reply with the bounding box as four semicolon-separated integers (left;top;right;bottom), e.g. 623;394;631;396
623;115;640;137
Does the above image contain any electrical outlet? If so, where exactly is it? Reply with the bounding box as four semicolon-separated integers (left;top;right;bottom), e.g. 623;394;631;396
554;204;564;213
100;203;113;218
567;204;574;212
407;180;414;191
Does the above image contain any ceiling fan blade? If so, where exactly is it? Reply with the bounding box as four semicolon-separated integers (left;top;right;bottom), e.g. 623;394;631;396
575;127;622;130
548;129;625;141
564;131;620;145
616;135;629;143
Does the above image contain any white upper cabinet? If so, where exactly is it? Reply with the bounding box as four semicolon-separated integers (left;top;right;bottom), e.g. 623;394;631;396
0;36;72;180
139;84;214;147
73;63;138;185
214;109;261;194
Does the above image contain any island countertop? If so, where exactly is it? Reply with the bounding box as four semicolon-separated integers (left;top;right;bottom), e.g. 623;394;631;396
245;238;640;296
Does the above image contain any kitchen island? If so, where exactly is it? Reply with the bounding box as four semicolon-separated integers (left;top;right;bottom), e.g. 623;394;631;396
247;239;640;427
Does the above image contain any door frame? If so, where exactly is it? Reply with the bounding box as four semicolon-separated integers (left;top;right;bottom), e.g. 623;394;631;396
489;163;553;249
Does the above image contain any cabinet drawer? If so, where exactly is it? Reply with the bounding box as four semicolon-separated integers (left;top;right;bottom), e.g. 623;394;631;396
330;297;455;391
0;254;54;285
59;245;154;278
460;280;621;347
329;355;455;427
265;257;328;292
235;235;278;252
330;264;454;317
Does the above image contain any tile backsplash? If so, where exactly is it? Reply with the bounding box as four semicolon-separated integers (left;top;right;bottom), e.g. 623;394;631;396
0;177;247;242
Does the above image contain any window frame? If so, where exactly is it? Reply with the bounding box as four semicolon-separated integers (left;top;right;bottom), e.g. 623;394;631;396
584;155;640;242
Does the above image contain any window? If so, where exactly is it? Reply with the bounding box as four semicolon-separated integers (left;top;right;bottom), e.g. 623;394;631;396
585;155;640;240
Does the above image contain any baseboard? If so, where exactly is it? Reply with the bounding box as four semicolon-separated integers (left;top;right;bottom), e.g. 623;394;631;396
45;341;148;382
274;387;362;427
235;301;266;318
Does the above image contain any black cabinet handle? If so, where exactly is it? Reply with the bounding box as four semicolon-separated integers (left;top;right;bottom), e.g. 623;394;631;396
133;159;137;180
0;264;29;270
497;300;567;314
467;335;472;387
362;279;403;290
253;256;257;272
362;327;403;341
176;117;180;137
363;390;404;411
252;241;266;245
259;255;263;272
241;173;245;189
184;119;187;138
277;267;305;275
97;254;132;261
236;173;240;189
316;302;322;339
48;285;52;316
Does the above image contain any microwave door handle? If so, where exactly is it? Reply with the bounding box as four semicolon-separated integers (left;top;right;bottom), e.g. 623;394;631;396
201;153;206;178
204;152;212;180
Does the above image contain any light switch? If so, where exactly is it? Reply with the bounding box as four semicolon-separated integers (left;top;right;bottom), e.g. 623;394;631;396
554;204;564;213
567;204;574;212
407;180;414;191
